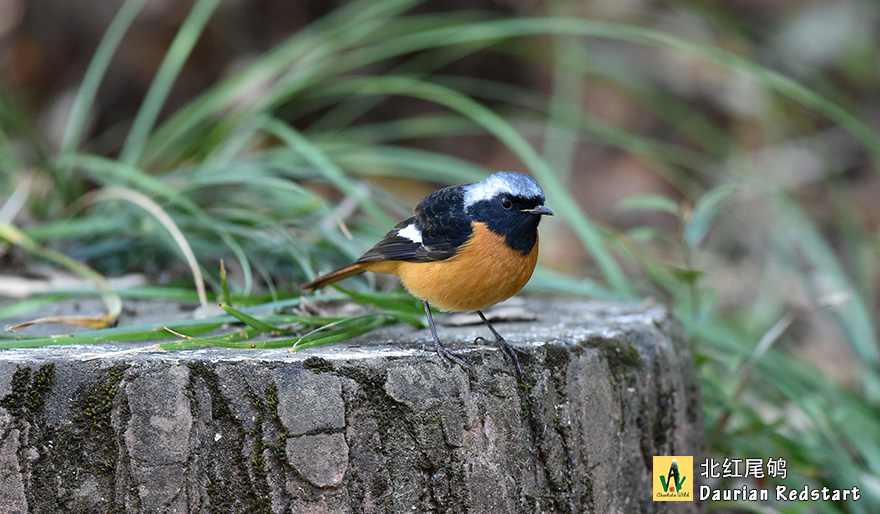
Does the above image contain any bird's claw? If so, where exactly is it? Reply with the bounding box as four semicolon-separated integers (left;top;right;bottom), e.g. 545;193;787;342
421;341;471;371
476;335;524;377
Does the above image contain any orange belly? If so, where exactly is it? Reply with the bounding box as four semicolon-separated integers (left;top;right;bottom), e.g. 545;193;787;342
365;222;539;312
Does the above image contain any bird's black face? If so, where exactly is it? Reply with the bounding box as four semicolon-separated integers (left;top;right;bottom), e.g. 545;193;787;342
468;192;551;254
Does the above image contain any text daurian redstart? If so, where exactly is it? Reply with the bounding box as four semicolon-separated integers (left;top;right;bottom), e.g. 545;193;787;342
303;171;552;373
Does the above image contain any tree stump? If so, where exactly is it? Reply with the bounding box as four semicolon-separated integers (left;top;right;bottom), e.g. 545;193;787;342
0;298;703;513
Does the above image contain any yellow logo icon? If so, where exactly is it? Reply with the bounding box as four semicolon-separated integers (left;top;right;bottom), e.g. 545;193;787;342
653;456;693;501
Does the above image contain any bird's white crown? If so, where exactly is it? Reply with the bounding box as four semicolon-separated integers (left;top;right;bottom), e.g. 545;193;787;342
463;172;545;208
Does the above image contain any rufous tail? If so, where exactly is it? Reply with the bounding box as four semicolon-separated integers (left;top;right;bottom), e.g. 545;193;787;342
302;263;367;291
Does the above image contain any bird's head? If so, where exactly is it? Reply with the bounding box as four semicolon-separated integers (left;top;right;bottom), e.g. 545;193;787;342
463;172;553;253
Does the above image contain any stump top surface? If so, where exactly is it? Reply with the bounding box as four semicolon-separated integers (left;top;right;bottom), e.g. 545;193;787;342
1;297;669;364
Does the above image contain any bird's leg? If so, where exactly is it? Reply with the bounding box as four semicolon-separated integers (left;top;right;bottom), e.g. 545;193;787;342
476;310;525;377
421;301;470;370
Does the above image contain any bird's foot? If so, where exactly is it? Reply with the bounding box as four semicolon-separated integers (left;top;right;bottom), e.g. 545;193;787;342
421;340;471;371
474;335;525;377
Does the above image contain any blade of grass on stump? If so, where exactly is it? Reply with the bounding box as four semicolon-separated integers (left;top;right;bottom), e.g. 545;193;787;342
0;297;318;348
290;314;394;351
332;285;423;313
163;313;391;349
0;323;223;349
220;304;283;333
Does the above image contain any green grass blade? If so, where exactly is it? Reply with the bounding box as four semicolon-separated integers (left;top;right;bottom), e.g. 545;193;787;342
542;11;585;184
331;287;424;327
0;323;223;349
156;340;207;351
262;118;395;228
772;194;879;367
684;185;737;248
139;0;423;168
616;194;680;215
65;152;255;292
290;314;394;351
0;120;25;177
1;294;84;320
1;296;318;348
0;221;121;326
220;304;283;333
162;313;393;350
332;286;422;314
219;260;232;306
163;326;266;347
60;0;147;157
119;0;222;166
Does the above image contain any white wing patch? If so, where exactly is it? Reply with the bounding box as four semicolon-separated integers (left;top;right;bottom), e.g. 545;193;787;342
397;223;423;243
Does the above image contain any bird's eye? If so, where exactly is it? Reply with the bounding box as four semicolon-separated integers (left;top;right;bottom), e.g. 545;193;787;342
501;197;513;210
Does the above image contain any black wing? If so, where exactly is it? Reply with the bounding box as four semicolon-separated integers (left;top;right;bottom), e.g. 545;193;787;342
356;185;473;264
355;218;424;263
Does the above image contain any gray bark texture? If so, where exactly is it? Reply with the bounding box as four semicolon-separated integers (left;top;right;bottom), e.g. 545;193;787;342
0;298;703;513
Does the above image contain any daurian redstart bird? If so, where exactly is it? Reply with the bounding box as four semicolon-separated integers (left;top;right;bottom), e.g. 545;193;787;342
303;171;552;373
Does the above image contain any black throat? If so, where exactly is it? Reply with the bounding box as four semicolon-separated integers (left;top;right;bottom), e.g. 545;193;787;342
469;200;542;255
496;216;540;254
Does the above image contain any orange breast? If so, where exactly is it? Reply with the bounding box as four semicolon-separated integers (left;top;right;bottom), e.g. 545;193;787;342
365;222;539;312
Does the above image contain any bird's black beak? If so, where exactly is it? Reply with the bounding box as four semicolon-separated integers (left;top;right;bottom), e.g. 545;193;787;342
521;205;553;216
